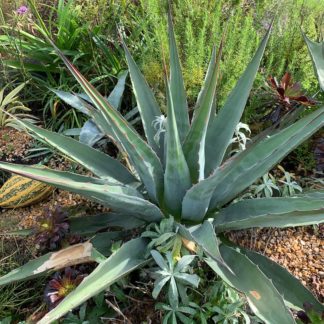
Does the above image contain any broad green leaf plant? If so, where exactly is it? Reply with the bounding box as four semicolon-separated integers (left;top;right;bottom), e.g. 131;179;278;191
0;13;323;324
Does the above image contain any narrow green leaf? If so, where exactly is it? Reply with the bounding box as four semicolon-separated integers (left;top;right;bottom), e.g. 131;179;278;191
107;71;128;111
168;12;189;143
122;40;163;157
182;106;324;221
151;250;169;270
153;276;170;299
1;82;26;106
240;248;324;312
213;192;324;231
0;242;101;286
183;43;222;183
38;238;148;324
17;119;138;184
90;232;125;256
0;162;163;222
204;26;271;175
69;212;145;235
164;78;191;217
303;32;324;91
206;245;295;324
49;41;164;203
209;107;324;209
178;221;224;265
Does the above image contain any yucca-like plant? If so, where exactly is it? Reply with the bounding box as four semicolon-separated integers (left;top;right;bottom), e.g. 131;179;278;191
0;14;323;324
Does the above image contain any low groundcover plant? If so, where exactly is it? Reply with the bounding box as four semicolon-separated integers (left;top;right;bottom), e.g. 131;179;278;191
0;12;323;324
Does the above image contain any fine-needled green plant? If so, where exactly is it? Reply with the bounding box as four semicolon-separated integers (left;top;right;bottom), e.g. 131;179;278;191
0;12;323;324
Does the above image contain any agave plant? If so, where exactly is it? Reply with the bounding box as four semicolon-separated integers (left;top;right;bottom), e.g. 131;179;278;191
0;14;323;324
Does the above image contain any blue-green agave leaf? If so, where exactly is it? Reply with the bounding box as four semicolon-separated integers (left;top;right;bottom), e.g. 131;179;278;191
303;32;324;91
213;192;324;231
206;245;295;324
183;43;222;183
0;162;163;222
204;25;271;176
182;106;324;221
50;40;164;203
16;119;137;184
240;247;324;312
38;238;148;323
164;77;191;217
168;12;190;143
122;40;164;158
0;242;103;286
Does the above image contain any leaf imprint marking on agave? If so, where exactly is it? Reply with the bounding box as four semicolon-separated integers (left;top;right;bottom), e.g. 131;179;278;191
249;290;261;300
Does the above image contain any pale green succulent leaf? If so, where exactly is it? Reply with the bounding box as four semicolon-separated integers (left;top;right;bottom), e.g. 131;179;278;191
174;255;196;273
240;248;324;312
53;90;91;116
69;212;145;235
16;119;137;184
153;276;170;299
303;32;324;91
90;231;126;256
0;162;163;222
205;245;295;324
0;242;103;286
209;107;324;209
182;106;324;221
178;221;223;265
204;26;271;175
164;77;191;217
183;42;221;183
107;70;128;110
50;40;164;203
213;192;324;231
194;46;217;117
38;238;148;324
151;250;169;271
168;12;190;143
122;40;163;158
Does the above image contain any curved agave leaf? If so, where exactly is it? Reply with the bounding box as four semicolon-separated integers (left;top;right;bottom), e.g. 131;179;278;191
206;245;295;324
122;41;163;158
303;33;324;91
52;90;91;116
79;120;104;146
240;248;324;312
38;238;148;324
193;46;217;118
213;192;324;231
209;107;324;209
0;162;163;222
178;221;224;266
0;242;104;286
168;12;190;143
50;40;164;203
107;70;128;110
182;106;324;221
16;119;137;184
183;41;222;183
164;78;191;217
204;25;272;176
69;212;145;235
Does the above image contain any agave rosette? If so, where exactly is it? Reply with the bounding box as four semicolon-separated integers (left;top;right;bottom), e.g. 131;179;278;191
0;13;323;324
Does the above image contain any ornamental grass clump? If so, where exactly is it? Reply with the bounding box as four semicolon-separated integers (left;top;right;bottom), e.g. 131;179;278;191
0;12;323;324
